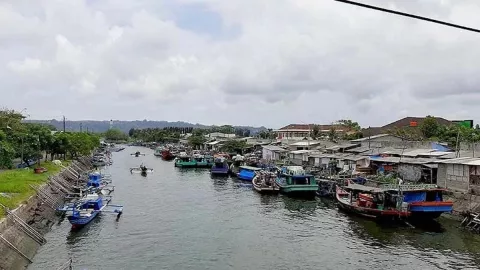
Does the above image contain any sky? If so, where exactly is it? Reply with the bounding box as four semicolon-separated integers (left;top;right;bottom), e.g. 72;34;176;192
2;0;480;129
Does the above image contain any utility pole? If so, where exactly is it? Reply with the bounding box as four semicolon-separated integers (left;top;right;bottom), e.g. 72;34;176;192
63;116;66;133
80;123;83;132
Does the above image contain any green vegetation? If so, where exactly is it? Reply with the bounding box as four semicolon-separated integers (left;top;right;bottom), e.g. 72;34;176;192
0;108;100;168
104;128;129;142
220;140;247;153
0;161;69;218
388;115;480;147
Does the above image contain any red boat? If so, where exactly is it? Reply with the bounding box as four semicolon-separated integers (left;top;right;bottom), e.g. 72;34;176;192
161;149;176;161
335;184;411;220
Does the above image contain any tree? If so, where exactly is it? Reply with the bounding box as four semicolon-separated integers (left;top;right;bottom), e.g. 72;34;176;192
311;125;320;140
221;140;247;153
337;119;361;132
188;135;206;149
328;127;338;142
419;115;440;138
105;128;128;141
128;128;136;137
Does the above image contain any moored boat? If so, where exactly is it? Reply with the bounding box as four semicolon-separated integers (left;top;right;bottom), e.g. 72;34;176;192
237;166;262;181
381;183;453;220
66;193;123;229
154;147;162;157
210;157;229;176
252;171;279;194
161;149;176;161
275;166;317;197
335;183;410;220
174;154;197;168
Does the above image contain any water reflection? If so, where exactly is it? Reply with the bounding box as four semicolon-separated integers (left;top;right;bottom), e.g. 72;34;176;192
29;147;480;270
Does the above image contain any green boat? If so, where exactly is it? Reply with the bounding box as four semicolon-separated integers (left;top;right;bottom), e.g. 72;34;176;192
174;156;197;168
194;155;214;168
275;166;317;197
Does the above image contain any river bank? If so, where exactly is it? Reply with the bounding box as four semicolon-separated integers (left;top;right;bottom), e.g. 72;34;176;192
0;157;93;270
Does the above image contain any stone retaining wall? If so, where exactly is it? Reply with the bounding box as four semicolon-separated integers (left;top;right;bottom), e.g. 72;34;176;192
0;157;92;270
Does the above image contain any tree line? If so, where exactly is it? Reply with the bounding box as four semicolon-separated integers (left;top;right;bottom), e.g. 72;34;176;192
388;115;480;147
0;109;100;169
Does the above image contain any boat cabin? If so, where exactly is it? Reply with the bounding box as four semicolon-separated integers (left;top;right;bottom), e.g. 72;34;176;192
345;183;404;211
80;197;103;211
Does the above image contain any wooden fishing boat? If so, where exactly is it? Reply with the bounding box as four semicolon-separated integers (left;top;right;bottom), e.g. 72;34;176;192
252;171;279;194
275;166;317;197
161;149;176;161
210;157;229;176
174;154;197;168
335;184;410;220
381;183;453;220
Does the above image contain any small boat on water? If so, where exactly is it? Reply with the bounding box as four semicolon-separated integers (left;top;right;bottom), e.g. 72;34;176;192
236;166;262;181
130;164;154;174
66;193;123;229
131;151;145;157
335;183;410;220
210;157;229;176
275;166;317;197
252;171;279;194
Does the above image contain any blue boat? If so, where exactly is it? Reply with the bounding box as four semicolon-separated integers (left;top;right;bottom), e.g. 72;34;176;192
382;184;454;220
210;157;229;176
66;194;123;229
236;166;262;181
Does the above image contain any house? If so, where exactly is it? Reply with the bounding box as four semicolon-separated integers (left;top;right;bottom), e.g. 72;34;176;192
262;145;287;161
350;134;403;148
437;157;480;193
367;156;438;183
206;132;236;139
324;143;360;153
288;150;318;165
288;141;322;151
362;117;454;137
275;124;352;140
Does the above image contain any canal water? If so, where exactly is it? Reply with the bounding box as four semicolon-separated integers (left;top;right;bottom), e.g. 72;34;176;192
29;147;480;270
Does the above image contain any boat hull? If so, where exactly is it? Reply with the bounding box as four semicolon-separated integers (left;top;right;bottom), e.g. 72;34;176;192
67;211;99;228
210;169;229;176
335;186;410;220
408;201;453;219
277;185;317;198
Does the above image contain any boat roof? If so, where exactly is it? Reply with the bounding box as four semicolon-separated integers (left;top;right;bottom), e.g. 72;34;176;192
239;165;262;171
345;183;384;193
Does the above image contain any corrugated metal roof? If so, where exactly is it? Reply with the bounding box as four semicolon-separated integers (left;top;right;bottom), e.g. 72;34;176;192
262;145;287;152
289;141;321;146
350;134;393;142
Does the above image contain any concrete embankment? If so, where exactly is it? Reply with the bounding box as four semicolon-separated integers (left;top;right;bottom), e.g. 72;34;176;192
444;190;480;220
0;157;92;270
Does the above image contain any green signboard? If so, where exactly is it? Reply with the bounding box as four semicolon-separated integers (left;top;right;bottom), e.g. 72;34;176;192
453;120;473;128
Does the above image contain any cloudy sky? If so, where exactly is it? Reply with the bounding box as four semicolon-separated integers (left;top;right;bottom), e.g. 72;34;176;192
2;0;480;128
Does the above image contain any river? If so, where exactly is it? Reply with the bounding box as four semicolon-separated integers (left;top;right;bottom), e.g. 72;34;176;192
28;146;480;270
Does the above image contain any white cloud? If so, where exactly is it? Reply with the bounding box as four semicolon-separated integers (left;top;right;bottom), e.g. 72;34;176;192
1;0;480;127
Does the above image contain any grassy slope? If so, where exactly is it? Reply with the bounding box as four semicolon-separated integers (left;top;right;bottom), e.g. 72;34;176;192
0;161;70;218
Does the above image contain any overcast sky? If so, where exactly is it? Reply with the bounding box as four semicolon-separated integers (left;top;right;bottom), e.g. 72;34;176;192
2;0;480;128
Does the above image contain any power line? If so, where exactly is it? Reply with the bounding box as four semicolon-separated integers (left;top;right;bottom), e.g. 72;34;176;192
334;0;480;34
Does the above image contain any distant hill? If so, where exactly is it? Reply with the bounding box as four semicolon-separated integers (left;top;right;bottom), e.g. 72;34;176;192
25;120;269;134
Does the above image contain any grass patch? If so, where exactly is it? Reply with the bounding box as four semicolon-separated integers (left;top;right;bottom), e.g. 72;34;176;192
0;161;71;218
